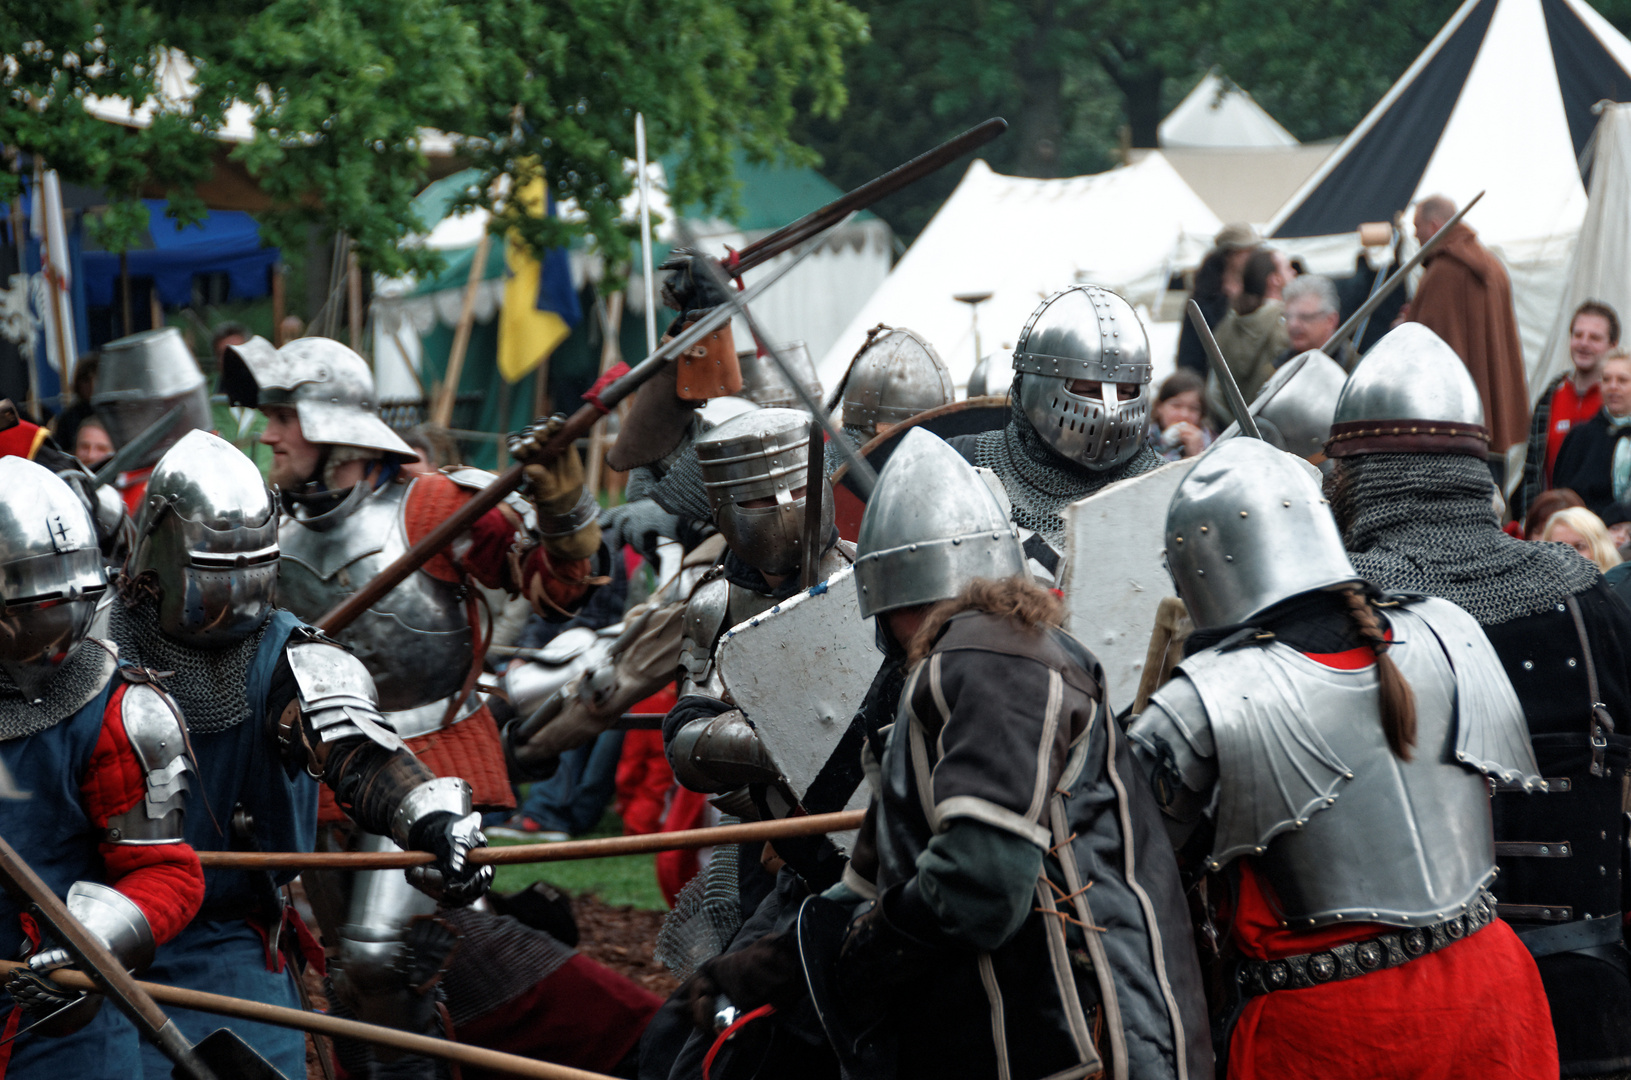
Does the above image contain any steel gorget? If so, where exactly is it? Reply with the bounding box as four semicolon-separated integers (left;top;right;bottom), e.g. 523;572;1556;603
1327;453;1599;626
108;597;269;733
0;638;117;740
972;391;1164;549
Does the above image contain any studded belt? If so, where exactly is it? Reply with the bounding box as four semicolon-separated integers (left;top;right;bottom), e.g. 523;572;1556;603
1237;889;1497;997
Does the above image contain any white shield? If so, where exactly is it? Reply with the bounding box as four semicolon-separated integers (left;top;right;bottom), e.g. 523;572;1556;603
1061;457;1198;716
716;564;878;846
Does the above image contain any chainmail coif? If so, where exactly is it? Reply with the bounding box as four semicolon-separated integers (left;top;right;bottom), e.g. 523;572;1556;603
1327;452;1599;626
0;639;117;739
108;597;269;733
968;378;1164;551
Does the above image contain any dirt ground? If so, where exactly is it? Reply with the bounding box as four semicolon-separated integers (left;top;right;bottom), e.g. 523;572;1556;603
301;890;675;1079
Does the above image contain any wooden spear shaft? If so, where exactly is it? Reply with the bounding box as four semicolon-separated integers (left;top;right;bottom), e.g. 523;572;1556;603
197;809;866;870
0;961;616;1080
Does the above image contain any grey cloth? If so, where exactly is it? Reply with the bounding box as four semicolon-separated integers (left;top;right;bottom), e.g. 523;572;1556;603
437;906;577;1027
0;638;117;739
653;828;741;980
107;598;268;734
965;388;1164;550
1327;452;1600;626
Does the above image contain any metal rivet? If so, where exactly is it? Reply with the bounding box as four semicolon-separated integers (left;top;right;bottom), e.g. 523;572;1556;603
1225;555;1233;562
1199;526;1208;534
1282;500;1292;507
1239;510;1249;518
1523;660;1534;670
1568;658;1578;668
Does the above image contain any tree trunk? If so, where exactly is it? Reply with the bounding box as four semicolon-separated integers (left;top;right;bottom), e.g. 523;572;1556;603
1012;3;1064;176
1120;66;1163;148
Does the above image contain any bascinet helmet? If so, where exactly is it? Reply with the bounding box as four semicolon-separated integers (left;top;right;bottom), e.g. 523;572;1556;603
840;327;954;430
1166;439;1359;630
220;336;415;458
1220;349;1348;464
1325;324;1487;459
853;428;1025;619
92;328;211;469
1011;285;1151;471
737;343;822;411
694;407;832;577
0;458;108;699
131;430;280;649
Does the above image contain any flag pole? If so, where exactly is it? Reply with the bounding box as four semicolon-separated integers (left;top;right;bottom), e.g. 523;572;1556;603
635;114;658;358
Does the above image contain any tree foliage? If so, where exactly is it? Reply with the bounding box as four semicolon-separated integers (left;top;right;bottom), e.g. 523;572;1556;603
797;0;1631;242
0;0;866;276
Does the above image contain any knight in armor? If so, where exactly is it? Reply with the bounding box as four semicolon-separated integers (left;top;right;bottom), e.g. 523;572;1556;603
682;429;1210;1080
0;459;206;1080
219;335;604;1077
830;325;954;453
1128;436;1556;1079
91;329;212;512
1320;322;1631;1077
947;284;1165;580
102;429;491;1077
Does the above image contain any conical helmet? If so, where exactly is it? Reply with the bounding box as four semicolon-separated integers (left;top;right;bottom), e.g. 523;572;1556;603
737;342;822;411
0;458;107;700
854;429;1025;619
1216;350;1348;464
92;328;211;469
1166;439;1359;630
221;336;415;458
841;327;954;430
694;407;831;577
1325;323;1486;459
1011;285;1152;471
130;430;280;649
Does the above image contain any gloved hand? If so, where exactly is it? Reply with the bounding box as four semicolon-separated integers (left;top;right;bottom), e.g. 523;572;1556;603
508;415;602;561
834;885;948;1013
659;250;735;322
683;930;806;1036
406;810;494;906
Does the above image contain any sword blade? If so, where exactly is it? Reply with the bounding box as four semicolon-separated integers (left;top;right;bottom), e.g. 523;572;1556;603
1187;300;1262;440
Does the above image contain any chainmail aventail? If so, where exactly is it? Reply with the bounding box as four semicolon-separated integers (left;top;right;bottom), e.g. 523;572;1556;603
108;598;269;733
0;638;117;739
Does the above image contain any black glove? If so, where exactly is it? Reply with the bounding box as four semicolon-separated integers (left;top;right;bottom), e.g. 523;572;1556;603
406;811;494;906
835;884;949;1013
4;961;103;1038
659;251;735;323
683;930;807;1036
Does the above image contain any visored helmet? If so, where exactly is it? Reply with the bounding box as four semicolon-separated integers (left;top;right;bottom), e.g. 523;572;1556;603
1012;286;1152;472
0;458;108;700
220;336;415;458
853;428;1025;619
1326;323;1487;459
131;430;279;649
840;327;954;430
1165;438;1359;630
695;407;832;577
92;328;211;469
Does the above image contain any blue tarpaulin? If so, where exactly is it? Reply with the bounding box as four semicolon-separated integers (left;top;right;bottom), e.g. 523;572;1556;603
80;200;279;308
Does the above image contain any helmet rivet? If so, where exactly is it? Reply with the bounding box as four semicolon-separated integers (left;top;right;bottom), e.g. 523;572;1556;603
1225;555;1234;562
1175;536;1183;544
909;544;918;552
1283;500;1292;507
1239;511;1248;518
1199;526;1208;534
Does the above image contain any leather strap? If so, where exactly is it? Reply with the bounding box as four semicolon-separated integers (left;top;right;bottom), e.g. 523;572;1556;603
1515;913;1623;959
1564;594;1615;776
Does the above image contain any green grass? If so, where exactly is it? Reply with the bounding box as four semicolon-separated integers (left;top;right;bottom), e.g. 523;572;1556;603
489;808;669;911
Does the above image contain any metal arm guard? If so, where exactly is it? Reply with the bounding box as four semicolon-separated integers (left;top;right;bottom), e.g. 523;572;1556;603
668;709;782;794
389;776;474;852
103;684;190;846
29;881;156;974
283;638;405;756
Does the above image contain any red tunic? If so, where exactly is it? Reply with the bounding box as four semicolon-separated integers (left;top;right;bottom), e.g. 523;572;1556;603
0;420;48;462
1545;379;1602;484
1224;643;1557;1080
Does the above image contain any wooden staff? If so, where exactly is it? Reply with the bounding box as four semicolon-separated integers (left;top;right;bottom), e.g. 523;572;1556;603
197;809;866;870
432;230;492;427
0;961;616;1080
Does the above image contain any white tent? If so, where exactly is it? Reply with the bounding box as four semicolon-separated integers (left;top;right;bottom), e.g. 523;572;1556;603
1159;71;1299;149
815;154;1222;395
1533;102;1631;394
1267;0;1631;394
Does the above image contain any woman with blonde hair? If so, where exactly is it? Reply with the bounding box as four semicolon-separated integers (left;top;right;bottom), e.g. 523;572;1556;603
1541;505;1623;569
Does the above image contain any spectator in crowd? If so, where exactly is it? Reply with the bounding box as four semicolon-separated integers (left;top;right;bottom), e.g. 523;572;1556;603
1523;487;1586;541
1146;369;1211;460
277;314;305;346
1551;349;1631;519
1175;223;1258;376
1405;194;1529;472
1604;502;1631;552
1206;248;1292;429
1542;506;1623;570
51;352;98;450
72;416;113;468
1279;273;1341;366
1518;301;1620;519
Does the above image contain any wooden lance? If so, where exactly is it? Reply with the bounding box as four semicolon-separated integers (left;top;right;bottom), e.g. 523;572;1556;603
311;119;1008;636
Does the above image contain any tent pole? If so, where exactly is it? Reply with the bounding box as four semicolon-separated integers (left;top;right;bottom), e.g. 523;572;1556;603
347;242;363;354
271;264;286;345
585;290;623;497
432;230;491;428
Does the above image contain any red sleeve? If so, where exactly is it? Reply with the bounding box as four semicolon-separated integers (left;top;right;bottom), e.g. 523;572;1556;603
81;685;204;946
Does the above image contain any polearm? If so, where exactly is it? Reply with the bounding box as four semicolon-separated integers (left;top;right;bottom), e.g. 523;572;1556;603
1187;299;1262;440
196;808;866;870
0;961;617;1080
312;120;1008;635
1319;190;1485;356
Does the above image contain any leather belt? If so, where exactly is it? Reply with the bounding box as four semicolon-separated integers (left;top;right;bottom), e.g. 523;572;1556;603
384;690;484;741
1238;890;1497;998
1514;913;1623;959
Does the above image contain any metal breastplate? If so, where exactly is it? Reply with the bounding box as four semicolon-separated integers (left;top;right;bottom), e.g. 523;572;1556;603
1163;598;1540;929
277;481;471;713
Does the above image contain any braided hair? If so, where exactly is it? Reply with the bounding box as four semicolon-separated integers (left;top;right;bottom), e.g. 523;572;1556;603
1340;587;1417;759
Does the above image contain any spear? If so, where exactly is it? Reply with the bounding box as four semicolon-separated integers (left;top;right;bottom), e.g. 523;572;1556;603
195;808;866;870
